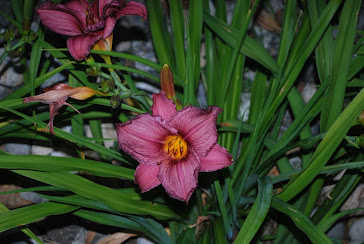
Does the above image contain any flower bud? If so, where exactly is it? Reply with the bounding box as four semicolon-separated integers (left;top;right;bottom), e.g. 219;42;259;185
22;19;31;35
160;64;175;99
110;95;121;109
10;47;24;58
86;66;101;76
4;29;15;41
100;79;109;93
160;64;182;110
107;78;115;91
357;135;364;149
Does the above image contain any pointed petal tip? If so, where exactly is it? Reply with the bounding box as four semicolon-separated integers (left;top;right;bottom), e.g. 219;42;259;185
158;154;200;204
67;35;101;60
200;144;233;172
117;1;148;20
151;91;176;120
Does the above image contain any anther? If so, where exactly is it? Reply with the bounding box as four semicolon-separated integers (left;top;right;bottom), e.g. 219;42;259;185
163;135;188;160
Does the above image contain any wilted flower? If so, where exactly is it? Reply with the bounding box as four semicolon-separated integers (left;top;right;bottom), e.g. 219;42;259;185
116;92;233;203
23;83;103;134
37;0;147;60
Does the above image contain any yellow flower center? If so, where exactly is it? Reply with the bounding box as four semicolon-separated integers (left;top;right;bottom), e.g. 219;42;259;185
163;135;188;160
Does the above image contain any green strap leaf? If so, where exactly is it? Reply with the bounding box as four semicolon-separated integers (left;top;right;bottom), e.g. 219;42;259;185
278;87;364;201
234;176;272;243
0;202;78;232
272;197;332;243
14;170;179;220
0;154;134;179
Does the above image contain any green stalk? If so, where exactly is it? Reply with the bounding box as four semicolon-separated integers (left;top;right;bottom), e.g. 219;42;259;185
217;0;260;108
320;0;361;131
145;1;175;67
189;0;203;88
168;0;185;80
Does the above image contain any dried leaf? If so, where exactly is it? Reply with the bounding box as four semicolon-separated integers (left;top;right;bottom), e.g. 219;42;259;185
0;185;33;209
96;232;136;244
257;9;281;33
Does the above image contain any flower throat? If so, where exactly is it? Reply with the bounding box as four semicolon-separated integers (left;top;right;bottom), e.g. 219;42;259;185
164;135;188;160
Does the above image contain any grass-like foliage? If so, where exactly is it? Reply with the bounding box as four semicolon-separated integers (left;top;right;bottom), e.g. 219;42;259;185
0;0;364;243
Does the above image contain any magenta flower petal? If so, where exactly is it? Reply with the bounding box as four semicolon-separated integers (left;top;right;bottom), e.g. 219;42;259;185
116;114;177;165
116;1;148;20
98;0;118;17
158;153;200;203
103;17;117;39
169;106;222;158
67;35;101;61
64;0;89;13
151;92;177;121
37;0;147;61
135;164;161;192
37;2;86;36
200;144;233;172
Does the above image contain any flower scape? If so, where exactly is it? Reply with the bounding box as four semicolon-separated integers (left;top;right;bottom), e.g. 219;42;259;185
116;92;233;203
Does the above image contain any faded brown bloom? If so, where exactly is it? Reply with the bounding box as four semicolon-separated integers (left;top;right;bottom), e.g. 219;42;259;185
23;83;104;134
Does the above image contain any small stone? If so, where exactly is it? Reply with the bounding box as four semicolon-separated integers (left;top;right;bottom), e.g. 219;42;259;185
20;192;47;204
137;237;154;244
31;145;54;155
327;221;345;240
5;143;31;155
349;218;364;242
47;225;86;244
341;185;364;211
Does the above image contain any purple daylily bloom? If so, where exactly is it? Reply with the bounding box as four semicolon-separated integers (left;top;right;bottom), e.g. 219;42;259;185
37;0;147;60
116;92;233;203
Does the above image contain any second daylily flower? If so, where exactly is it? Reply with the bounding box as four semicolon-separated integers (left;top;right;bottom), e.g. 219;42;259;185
37;0;147;60
116;92;233;203
23;83;103;134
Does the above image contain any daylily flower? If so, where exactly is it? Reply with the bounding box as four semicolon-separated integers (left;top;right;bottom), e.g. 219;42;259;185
37;0;147;61
23;83;103;134
116;92;233;203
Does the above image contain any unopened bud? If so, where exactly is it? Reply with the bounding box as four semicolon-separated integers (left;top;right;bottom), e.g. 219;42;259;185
10;47;24;58
28;33;38;41
100;79;109;93
4;29;15;41
107;78;115;91
160;64;175;99
358;135;364;149
22;19;31;35
110;95;121;109
86;66;101;76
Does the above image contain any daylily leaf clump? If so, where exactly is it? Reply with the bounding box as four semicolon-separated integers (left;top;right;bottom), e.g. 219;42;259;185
116;92;233;203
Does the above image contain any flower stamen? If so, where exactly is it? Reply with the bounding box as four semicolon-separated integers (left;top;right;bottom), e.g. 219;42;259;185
164;135;188;160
